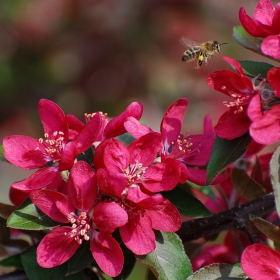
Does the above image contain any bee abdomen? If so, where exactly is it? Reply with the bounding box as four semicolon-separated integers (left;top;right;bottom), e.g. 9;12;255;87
182;47;200;61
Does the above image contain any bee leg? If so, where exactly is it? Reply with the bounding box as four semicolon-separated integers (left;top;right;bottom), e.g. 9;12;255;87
204;53;211;65
196;51;203;68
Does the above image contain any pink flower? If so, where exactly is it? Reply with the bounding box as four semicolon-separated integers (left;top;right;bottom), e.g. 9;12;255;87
3;99;102;194
30;161;126;277
125;98;217;185
207;56;262;140
66;101;143;142
95;133;181;195
248;67;280;144
94;134;182;255
118;186;181;255
241;244;280;280
239;0;280;59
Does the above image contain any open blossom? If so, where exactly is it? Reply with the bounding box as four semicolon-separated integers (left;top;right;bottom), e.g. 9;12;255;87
239;0;280;59
95;132;181;195
248;67;280;144
207;56;263;140
124;98;219;185
241;244;280;280
3;99;101;195
30;161;126;277
94;134;182;255
118;185;181;255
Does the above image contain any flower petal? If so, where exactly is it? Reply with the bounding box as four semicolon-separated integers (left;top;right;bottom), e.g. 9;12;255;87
241;244;280;280
90;231;124;277
214;109;251;140
3;135;47;169
30;190;73;223
248;95;280;144
181;133;215;166
104;102;143;139
93;202;128;233
143;161;180;192
239;7;275;37
261;35;280;59
146;199;181;232
127;132;162;167
38;99;69;140
124;116;153;139
74;112;102;154
11;167;58;192
68;161;97;212
37;226;80;268
254;0;274;25
120;215;155;255
96;168;127;197
267;66;280;95
160;98;188;148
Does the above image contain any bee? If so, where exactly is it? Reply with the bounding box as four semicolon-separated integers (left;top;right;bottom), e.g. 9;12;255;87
181;38;227;68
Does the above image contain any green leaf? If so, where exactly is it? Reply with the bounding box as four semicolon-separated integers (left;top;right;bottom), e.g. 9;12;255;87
163;187;211;218
138;231;192;280
238;60;274;78
270;146;280;218
187;263;247;280
231;168;266;200
207;133;252;185
0;144;6;161
21;245;68;280
7;198;60;230
67;241;93;275
233;26;262;54
0;252;24;270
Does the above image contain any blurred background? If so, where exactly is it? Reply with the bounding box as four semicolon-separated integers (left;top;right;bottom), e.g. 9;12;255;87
0;0;278;203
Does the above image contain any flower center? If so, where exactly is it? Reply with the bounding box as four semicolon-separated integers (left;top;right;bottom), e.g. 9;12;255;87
124;161;145;184
222;90;251;114
85;111;108;124
39;131;65;159
118;199;145;221
67;212;91;244
169;134;198;160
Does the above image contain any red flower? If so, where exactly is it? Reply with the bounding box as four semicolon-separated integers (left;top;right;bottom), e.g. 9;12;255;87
118;186;181;255
94;134;182;255
95;132;181;194
30;161;126;277
125;98;217;185
207;56;262;140
3;99;101;193
241;244;280;280
239;0;280;59
248;67;280;144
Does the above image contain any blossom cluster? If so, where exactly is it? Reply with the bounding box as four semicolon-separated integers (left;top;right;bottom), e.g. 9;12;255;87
3;97;216;277
3;0;280;279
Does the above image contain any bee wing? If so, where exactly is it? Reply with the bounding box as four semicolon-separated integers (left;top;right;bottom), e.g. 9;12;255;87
179;37;199;48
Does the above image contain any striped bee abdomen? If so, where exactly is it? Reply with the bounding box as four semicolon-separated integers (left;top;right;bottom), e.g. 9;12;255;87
182;46;200;61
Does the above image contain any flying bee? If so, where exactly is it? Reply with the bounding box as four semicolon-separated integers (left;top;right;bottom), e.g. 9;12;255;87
181;38;227;68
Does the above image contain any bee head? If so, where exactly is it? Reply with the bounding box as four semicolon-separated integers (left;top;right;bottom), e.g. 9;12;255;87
214;41;227;53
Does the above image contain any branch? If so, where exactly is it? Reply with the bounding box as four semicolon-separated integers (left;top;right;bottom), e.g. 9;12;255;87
177;193;275;242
